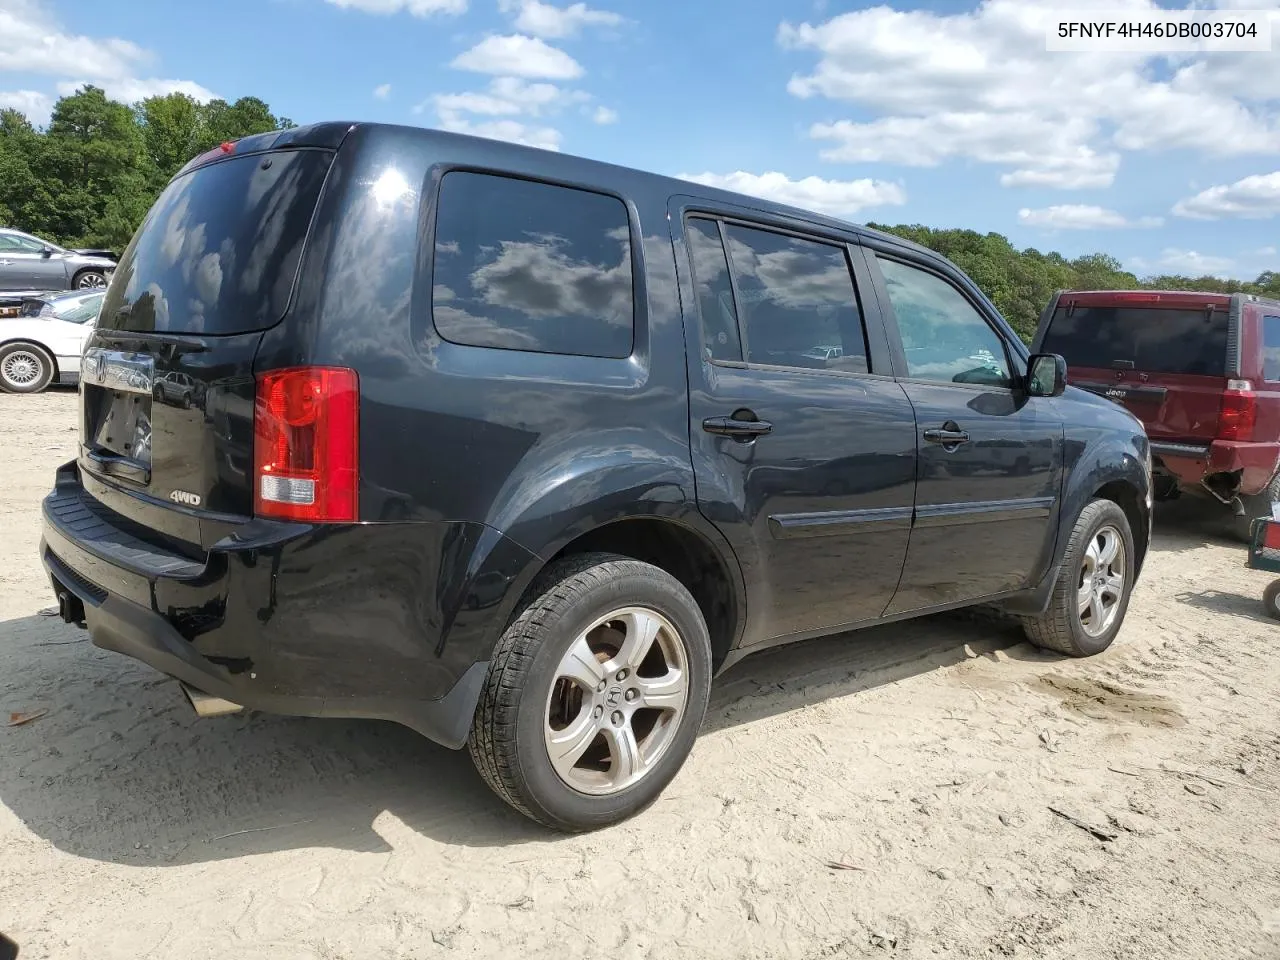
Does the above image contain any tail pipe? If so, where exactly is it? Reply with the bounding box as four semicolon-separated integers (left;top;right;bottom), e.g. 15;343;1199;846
179;682;244;718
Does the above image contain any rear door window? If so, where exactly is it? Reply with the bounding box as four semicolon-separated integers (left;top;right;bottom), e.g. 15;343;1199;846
99;149;334;335
1041;305;1227;376
431;171;634;359
685;216;871;373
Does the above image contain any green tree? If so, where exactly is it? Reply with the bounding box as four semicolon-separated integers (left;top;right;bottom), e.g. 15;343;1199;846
2;86;293;251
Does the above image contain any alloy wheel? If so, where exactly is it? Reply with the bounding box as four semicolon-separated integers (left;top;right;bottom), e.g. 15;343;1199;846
1078;524;1126;637
1;350;43;389
544;606;689;796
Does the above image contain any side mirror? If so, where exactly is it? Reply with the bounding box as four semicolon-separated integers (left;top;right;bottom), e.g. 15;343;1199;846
1026;353;1067;398
40;246;55;258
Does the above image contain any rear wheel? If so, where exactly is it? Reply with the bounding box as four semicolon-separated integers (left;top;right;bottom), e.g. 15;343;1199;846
468;553;712;832
0;342;54;394
1021;499;1136;657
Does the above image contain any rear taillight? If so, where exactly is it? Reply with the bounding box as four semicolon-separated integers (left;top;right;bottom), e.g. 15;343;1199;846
1218;379;1257;442
253;366;359;522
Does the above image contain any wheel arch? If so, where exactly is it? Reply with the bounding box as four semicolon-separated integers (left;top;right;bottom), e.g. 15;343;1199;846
1060;437;1152;576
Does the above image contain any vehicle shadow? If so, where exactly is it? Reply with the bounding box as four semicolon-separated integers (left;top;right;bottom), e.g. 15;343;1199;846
1174;588;1273;626
0;603;1038;866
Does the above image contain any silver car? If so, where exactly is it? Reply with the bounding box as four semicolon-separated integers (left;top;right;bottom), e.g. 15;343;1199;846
0;228;116;294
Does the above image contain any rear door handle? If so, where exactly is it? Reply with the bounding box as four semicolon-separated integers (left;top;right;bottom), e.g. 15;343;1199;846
703;416;773;439
923;428;970;445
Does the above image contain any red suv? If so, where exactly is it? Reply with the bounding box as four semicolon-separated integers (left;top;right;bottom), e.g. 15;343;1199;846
1033;290;1280;537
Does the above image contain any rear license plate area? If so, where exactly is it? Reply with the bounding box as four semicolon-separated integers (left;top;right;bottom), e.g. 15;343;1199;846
86;387;153;465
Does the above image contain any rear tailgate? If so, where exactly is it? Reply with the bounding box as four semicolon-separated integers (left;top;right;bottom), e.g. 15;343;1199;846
1037;296;1230;445
77;142;337;549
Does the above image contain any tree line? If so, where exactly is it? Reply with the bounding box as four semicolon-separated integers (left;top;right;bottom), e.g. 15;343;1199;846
2;87;1276;342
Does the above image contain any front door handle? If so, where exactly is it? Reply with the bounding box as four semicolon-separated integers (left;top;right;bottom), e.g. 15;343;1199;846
703;415;773;439
923;427;970;445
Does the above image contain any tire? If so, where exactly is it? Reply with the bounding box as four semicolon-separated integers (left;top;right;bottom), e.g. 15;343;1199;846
1233;472;1280;543
1021;498;1136;657
1264;580;1280;622
73;269;108;289
468;552;712;832
0;342;55;394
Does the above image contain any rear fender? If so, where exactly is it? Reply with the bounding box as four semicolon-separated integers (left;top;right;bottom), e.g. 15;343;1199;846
437;451;747;684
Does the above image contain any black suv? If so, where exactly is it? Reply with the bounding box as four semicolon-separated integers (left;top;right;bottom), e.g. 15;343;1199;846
40;123;1151;831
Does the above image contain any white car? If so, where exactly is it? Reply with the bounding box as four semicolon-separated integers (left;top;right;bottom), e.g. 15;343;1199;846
0;290;103;393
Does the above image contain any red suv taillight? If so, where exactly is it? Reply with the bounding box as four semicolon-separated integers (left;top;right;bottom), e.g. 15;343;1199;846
1218;379;1257;442
253;366;359;522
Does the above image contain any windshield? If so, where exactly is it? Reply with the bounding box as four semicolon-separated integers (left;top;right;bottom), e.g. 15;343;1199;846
99;149;333;335
1041;304;1228;376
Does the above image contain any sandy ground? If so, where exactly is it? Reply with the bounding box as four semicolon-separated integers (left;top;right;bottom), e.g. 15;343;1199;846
2;388;1280;960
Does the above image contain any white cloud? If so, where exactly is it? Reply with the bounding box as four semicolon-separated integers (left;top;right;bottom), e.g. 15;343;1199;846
499;0;623;38
55;77;218;104
0;0;217;117
425;76;592;151
675;170;906;217
0;88;51;119
436;117;562;151
1018;205;1163;230
591;105;617;124
373;83;392;99
324;0;466;15
451;34;583;80
1173;171;1280;220
780;0;1280;189
0;0;149;79
1130;248;1237;277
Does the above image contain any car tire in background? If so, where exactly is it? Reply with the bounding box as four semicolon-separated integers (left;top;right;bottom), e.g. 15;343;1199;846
73;269;109;289
468;552;712;832
1020;498;1136;658
0;342;55;394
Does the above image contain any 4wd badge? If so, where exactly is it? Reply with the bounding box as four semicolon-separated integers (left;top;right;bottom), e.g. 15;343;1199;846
169;490;202;507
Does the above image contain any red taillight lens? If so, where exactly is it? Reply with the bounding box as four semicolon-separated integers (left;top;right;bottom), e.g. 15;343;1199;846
253;366;359;522
1218;382;1256;442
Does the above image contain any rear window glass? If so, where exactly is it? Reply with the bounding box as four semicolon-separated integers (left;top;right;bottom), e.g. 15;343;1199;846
58;293;104;324
99;150;333;335
1041;305;1227;376
431;171;634;358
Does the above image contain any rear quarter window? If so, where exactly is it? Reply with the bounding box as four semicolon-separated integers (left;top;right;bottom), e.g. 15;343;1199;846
430;171;635;359
1263;316;1280;381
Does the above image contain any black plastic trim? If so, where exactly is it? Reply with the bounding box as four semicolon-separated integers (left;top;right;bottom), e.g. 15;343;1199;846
768;506;914;540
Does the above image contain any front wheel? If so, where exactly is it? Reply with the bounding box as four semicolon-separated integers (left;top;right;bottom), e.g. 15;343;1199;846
0;342;54;394
1021;498;1136;657
468;553;712;831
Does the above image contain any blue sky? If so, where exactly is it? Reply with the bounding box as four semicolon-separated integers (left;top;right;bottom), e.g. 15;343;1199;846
2;0;1279;279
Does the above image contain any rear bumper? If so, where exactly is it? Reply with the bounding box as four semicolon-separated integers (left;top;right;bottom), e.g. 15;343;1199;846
1152;439;1280;498
39;461;533;747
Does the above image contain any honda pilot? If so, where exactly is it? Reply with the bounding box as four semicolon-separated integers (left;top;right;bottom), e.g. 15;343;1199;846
41;122;1151;831
1034;289;1280;538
